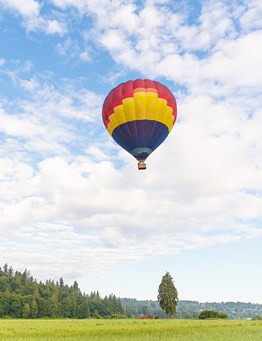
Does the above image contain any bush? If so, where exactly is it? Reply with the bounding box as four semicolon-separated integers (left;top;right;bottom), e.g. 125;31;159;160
216;311;228;319
199;310;228;319
252;315;262;320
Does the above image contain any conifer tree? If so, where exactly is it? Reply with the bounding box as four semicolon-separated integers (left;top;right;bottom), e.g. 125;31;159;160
3;264;8;274
157;272;178;318
59;277;64;288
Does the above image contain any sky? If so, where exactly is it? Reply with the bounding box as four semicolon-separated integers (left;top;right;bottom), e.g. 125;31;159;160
0;0;261;303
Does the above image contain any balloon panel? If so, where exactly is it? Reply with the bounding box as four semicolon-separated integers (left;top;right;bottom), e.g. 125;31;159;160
112;120;169;161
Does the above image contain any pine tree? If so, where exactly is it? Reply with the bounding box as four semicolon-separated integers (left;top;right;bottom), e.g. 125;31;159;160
21;270;28;285
157;272;178;318
8;267;13;277
73;281;79;290
59;277;64;288
3;264;8;274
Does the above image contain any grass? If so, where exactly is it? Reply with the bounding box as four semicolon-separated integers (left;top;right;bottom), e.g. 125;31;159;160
0;318;262;340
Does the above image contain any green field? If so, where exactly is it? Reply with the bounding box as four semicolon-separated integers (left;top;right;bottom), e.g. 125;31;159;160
0;319;262;340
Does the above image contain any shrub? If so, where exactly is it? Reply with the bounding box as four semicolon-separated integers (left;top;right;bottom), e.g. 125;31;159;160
199;310;228;319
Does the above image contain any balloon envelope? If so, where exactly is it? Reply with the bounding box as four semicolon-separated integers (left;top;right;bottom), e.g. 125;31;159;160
102;79;177;163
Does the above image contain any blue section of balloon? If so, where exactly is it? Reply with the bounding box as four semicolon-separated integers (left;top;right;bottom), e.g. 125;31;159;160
112;120;169;161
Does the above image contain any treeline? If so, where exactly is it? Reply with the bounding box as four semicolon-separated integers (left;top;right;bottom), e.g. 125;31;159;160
0;264;124;319
178;300;262;320
121;298;167;318
121;298;262;319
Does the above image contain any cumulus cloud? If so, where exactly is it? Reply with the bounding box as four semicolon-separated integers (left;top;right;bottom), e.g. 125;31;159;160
49;0;259;101
1;147;261;281
0;0;40;17
238;0;262;31
0;0;66;34
45;19;66;35
0;72;103;160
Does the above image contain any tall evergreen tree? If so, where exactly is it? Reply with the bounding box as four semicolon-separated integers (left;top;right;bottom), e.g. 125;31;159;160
21;270;28;285
73;281;79;290
59;277;64;288
8;267;13;277
157;272;178;318
3;264;8;274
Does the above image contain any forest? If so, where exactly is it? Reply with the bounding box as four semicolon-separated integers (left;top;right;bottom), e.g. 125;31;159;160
0;264;124;318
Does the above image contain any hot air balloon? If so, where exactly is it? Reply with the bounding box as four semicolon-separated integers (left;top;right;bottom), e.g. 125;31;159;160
102;79;177;170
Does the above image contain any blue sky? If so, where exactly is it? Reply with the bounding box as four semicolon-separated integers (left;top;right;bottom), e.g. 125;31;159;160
0;0;261;303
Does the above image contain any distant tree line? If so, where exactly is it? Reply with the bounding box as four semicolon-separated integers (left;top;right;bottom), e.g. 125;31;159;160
121;299;262;320
0;264;124;319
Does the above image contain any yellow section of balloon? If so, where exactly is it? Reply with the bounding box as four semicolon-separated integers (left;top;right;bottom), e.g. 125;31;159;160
107;91;174;136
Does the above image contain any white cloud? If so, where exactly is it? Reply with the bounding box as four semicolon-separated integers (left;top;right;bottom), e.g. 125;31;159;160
79;50;90;61
54;0;259;101
0;149;261;280
238;0;262;31
46;19;66;35
100;30;126;51
0;107;70;155
0;0;40;17
0;73;103;160
0;0;66;35
203;31;262;91
19;78;38;91
56;38;84;60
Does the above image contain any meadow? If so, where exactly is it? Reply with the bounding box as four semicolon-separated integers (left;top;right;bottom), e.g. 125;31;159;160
0;319;262;340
